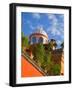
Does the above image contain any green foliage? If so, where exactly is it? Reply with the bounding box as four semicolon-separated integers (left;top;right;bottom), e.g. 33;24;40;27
41;52;52;73
22;32;24;37
48;42;53;50
32;43;53;74
32;43;61;75
61;42;64;49
32;44;45;66
52;64;61;75
21;32;29;50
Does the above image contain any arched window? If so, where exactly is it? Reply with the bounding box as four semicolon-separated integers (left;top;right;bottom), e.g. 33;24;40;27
32;37;36;44
38;37;43;43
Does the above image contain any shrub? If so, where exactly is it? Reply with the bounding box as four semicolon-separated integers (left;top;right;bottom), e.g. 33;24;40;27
52;64;61;75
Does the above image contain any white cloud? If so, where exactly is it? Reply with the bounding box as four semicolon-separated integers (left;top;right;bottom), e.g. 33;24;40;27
32;13;41;19
51;29;61;36
47;14;59;36
26;20;35;30
30;24;34;30
48;14;56;20
57;40;62;45
46;28;50;32
48;14;58;25
47;14;64;37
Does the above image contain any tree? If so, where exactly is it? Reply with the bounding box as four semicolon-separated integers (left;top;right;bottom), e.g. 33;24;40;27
49;39;57;50
21;32;29;50
61;42;64;49
32;44;45;67
51;64;61;75
42;52;52;74
47;39;57;51
40;43;53;74
53;43;57;49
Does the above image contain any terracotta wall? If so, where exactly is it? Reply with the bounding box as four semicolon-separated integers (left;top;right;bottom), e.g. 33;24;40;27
21;56;44;77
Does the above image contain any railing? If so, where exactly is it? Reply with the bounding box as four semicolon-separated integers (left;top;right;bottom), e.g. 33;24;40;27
22;51;47;76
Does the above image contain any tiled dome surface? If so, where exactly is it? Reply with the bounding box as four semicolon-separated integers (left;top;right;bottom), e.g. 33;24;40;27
34;27;48;37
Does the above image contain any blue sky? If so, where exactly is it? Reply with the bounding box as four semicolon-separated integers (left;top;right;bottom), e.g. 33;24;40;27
21;12;64;48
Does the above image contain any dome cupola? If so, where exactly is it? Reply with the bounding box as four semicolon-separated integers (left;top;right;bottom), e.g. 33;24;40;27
29;27;48;44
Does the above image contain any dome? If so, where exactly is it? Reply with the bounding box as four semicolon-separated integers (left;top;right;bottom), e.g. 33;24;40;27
34;27;48;38
29;27;48;44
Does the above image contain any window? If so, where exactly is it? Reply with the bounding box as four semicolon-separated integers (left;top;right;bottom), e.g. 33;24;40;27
32;37;36;44
38;37;43;43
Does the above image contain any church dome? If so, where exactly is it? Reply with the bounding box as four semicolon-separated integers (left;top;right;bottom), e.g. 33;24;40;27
34;27;48;38
29;27;48;44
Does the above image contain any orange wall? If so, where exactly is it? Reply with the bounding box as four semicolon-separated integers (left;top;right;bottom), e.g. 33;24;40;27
21;56;43;77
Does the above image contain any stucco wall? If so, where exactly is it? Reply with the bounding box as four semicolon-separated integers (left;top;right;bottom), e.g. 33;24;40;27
21;56;44;77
